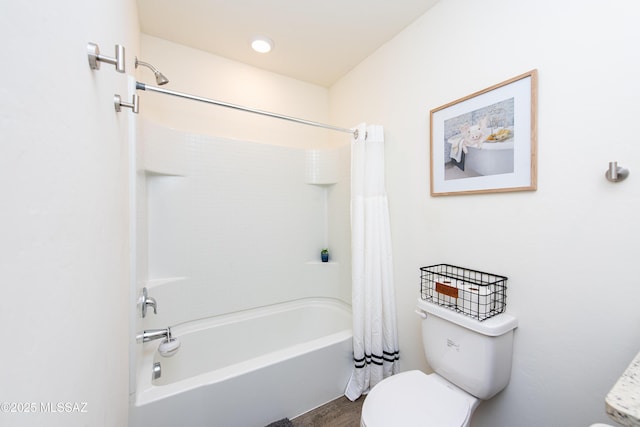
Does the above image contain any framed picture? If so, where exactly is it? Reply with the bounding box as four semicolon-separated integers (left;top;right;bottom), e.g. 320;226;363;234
430;70;538;196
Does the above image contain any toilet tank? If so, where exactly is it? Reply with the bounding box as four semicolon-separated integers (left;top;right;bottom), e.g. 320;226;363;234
417;298;518;400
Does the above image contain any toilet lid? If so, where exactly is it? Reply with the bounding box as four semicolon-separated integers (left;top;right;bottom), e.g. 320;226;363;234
361;371;472;427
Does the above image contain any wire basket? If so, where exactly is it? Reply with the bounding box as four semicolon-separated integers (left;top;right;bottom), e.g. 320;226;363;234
420;264;507;321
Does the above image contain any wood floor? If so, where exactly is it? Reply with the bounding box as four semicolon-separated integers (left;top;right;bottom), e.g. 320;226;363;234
291;396;365;427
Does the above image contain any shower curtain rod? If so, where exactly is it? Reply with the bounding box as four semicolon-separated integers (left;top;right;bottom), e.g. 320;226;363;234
136;82;359;137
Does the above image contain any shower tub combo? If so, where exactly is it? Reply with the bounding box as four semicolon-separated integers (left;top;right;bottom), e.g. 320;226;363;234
130;64;356;425
130;297;353;427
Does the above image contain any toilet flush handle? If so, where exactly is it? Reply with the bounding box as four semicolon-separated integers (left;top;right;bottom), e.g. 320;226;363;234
414;309;427;319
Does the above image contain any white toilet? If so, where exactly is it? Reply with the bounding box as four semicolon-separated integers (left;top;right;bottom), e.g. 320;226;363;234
361;298;518;427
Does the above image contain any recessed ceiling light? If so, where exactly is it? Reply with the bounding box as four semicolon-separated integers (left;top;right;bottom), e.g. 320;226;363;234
251;36;274;53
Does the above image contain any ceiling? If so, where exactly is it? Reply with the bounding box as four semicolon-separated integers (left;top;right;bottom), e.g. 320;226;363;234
137;0;440;87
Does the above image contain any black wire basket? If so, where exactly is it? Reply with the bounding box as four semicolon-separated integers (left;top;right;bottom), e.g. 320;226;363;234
420;264;507;321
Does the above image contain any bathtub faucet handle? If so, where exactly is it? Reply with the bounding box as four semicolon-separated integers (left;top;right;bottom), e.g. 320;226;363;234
140;287;157;318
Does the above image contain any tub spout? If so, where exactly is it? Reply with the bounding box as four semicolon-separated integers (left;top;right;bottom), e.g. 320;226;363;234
137;327;170;343
136;327;181;358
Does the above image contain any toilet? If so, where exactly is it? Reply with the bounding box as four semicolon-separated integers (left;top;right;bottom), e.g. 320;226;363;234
361;298;518;427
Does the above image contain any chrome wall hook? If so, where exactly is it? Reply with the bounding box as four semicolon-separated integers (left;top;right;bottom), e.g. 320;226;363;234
87;42;125;73
605;161;629;182
114;94;139;114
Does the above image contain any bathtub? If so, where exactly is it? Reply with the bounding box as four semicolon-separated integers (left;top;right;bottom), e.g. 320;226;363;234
465;140;514;176
129;297;353;427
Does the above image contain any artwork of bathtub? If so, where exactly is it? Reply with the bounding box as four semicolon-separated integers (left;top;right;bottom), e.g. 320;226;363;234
465;140;515;176
129;297;353;427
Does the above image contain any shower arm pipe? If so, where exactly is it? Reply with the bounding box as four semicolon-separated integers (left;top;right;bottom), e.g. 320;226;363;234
135;81;358;137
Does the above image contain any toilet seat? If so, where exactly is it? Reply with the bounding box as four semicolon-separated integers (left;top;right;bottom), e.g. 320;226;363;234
361;371;474;427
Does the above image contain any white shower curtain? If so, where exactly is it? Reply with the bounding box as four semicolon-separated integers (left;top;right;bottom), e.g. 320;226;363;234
345;123;399;401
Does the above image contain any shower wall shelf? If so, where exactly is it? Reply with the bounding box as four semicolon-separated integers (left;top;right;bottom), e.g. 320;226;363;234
305;150;339;185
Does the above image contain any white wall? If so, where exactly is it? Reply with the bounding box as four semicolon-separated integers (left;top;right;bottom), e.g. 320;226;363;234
330;0;640;426
0;2;138;426
139;35;336;149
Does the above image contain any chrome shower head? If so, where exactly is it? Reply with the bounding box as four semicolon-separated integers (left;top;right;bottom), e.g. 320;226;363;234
135;57;169;85
154;71;170;86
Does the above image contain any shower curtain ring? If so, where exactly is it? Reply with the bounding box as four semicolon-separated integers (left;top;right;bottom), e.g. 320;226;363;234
353;129;368;141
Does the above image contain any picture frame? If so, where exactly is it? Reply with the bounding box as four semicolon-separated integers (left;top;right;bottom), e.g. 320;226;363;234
430;70;538;196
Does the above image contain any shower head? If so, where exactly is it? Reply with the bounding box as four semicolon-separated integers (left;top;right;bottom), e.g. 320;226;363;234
154;71;170;86
135;57;169;85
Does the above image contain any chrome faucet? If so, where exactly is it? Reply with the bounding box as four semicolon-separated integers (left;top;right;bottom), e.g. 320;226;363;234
136;327;171;343
140;287;157;318
136;327;181;357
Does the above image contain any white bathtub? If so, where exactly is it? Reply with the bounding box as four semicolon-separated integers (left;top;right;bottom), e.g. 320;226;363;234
129;297;353;427
465;140;515;176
